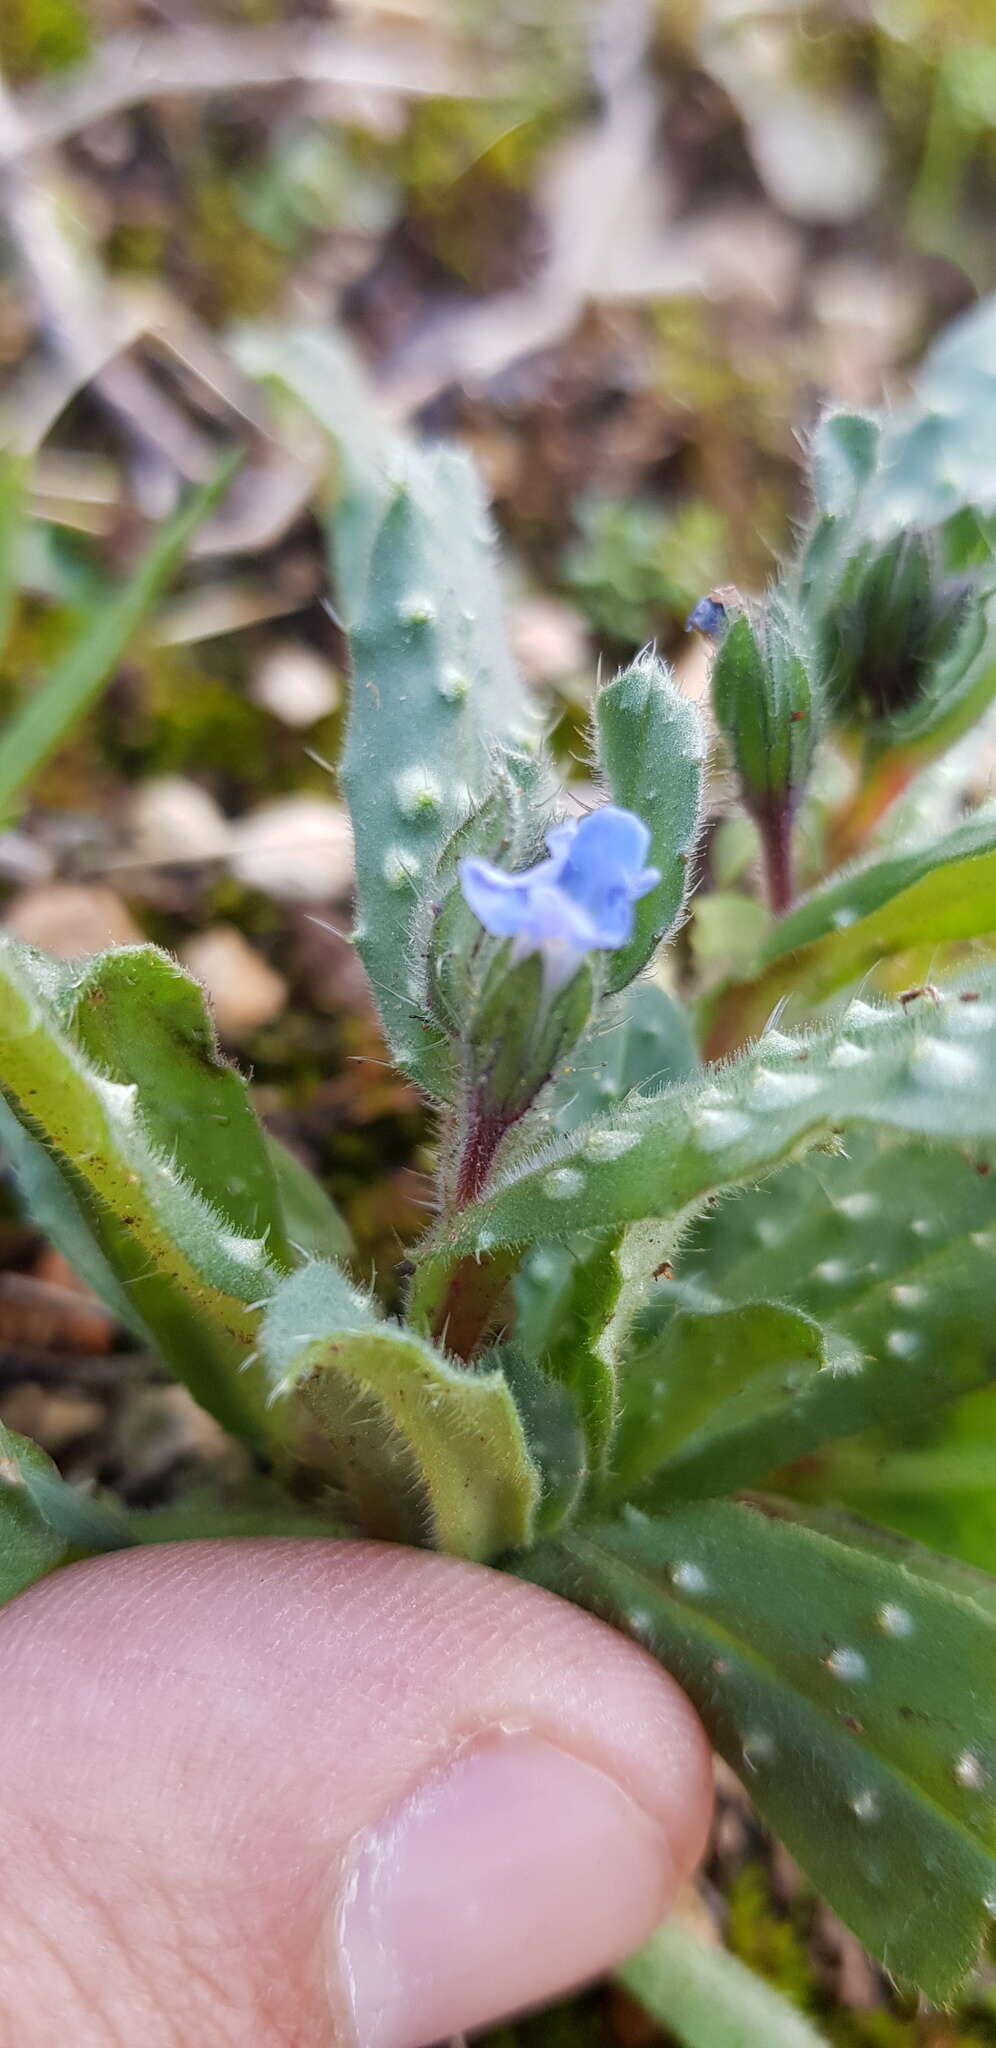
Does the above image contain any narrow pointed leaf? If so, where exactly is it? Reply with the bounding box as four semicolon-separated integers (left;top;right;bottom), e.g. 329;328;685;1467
342;449;541;1093
264;1133;352;1262
0;460;235;822
493;1346;586;1536
615;1274;996;1508
595;651;705;990
514;1235;622;1466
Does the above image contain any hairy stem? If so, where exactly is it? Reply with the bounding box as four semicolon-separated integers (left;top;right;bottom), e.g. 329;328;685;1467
757;797;795;916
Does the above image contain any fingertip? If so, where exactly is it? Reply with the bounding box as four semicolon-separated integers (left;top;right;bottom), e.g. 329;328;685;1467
0;1541;712;2047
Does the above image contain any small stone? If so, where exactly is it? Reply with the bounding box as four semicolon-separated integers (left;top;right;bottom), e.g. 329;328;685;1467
250;642;341;728
0;831;54;886
510;595;589;685
180;926;287;1041
229;797;353;903
2;883;143;958
127;776;231;865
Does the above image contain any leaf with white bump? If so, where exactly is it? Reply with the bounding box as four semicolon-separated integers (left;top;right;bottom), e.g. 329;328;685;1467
610;1271;996;1509
0;936;280;1447
657;1131;996;1513
342;449;543;1095
261;1261;540;1560
521;1498;996;2000
705;807;996;1055
417;977;996;1289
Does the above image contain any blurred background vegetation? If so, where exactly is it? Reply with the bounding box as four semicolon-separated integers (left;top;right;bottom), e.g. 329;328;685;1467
1;1;994;2041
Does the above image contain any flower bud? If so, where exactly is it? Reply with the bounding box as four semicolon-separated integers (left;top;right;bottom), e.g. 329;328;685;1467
707;592;817;911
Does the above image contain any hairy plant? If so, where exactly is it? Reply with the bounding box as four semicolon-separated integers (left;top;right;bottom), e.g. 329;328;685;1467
3;304;996;2029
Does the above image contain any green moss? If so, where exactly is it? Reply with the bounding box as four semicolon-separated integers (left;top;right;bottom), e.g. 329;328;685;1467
182;172;289;322
727;1865;819;2015
562;492;729;648
724;1860;996;2048
0;0;88;81
99;646;270;788
106;221;170;280
389;94;571;286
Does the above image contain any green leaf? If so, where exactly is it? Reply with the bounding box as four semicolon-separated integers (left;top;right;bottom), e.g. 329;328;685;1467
0;1094;147;1337
419;975;996;1282
810;410;882;523
611;1301;844;1500
493;1345;586;1537
845;295;996;537
594;651;705;990
343;450;541;1094
615;1263;996;1508
0;460;235;823
523;1500;996;2000
547;981;699;1136
66;946;293;1263
704;805;996;1053
608;1115;996;1502
514;1235;622;1468
618;1921;830;2048
0;936;277;1447
678;1129;996;1323
508;985;700;1473
237;324;543;1097
261;1261;540;1560
264;1133;352;1262
0;1424;132;1557
0;1445;69;1608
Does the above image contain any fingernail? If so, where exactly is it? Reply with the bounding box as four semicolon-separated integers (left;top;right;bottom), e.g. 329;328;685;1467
335;1732;675;2048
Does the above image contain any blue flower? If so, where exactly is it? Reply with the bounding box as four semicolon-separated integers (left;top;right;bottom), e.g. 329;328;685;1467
686;593;728;637
459;804;660;986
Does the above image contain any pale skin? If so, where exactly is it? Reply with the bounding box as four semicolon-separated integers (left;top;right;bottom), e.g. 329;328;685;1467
0;1541;713;2047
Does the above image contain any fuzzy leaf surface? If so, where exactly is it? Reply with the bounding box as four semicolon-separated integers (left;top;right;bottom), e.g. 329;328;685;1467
67;947;293;1261
419;978;996;1280
0;937;279;1446
342;451;540;1093
262;1261;540;1560
611;1118;996;1501
523;1500;996;2000
594;651;704;990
